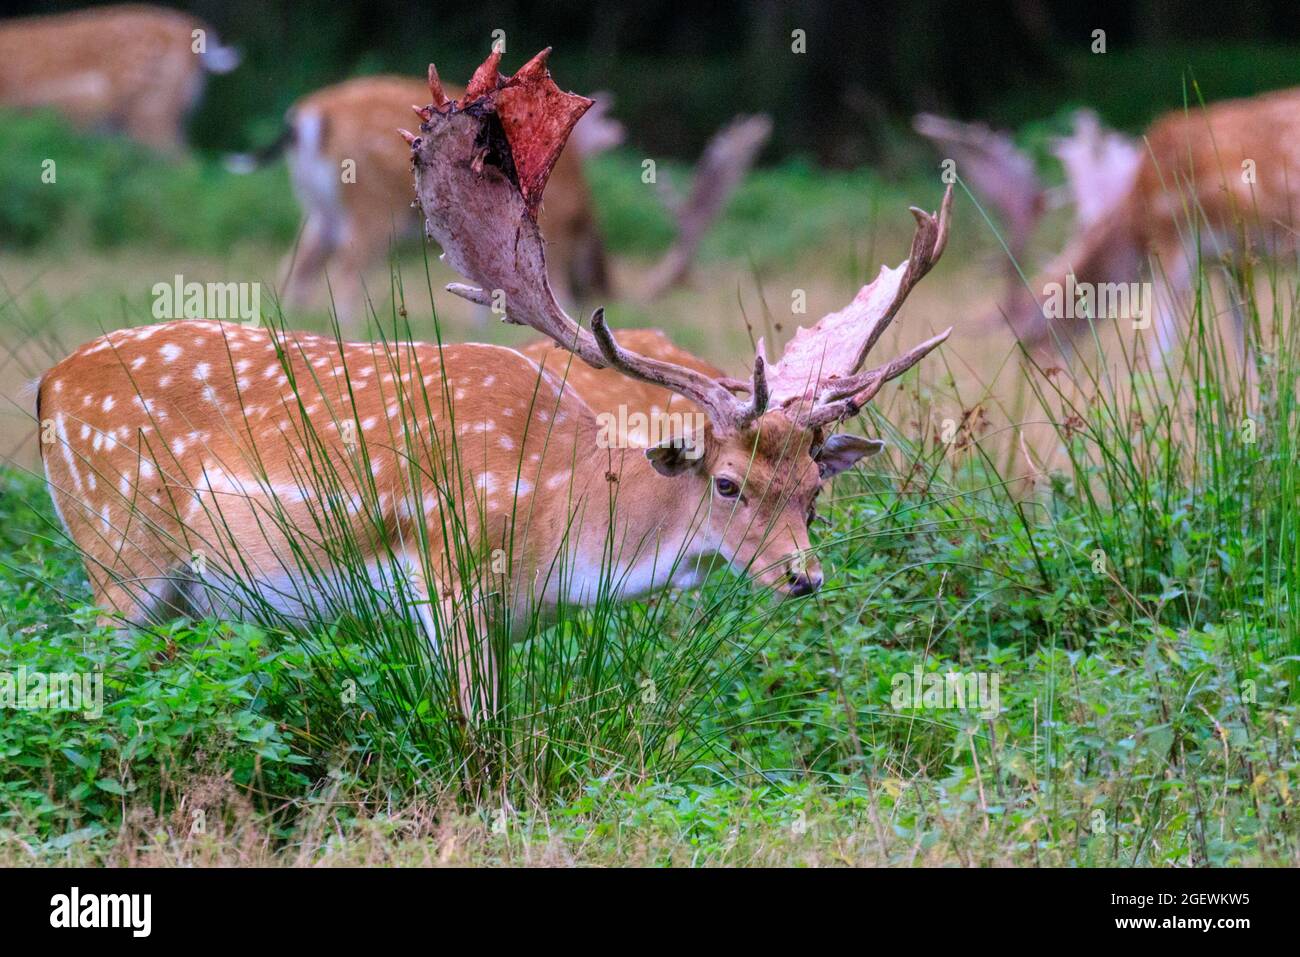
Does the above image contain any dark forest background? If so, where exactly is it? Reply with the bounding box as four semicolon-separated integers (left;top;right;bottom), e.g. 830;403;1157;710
7;0;1300;165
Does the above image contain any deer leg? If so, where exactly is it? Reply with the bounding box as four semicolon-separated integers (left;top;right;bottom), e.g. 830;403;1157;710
391;551;497;723
281;213;337;311
91;578;147;631
325;225;391;331
567;223;611;302
1147;247;1191;372
1220;253;1257;375
89;560;196;631
438;590;499;725
123;104;187;156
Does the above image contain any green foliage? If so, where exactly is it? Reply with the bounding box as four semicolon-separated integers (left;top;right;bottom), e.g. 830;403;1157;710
0;110;299;254
0;108;925;273
0;472;312;852
587;151;922;268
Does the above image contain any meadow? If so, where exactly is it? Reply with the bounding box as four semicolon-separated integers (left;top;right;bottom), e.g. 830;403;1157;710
1;103;1297;867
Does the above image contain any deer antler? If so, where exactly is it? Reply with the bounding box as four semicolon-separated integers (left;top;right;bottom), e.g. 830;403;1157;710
913;113;1041;262
640;114;773;300
409;48;756;429
411;49;950;435
571;91;626;158
763;186;954;429
1049;109;1142;231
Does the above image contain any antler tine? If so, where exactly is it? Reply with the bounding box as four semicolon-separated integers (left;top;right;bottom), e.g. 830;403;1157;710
590;309;744;426
763;185;952;411
913;113;1041;260
800;327;952;429
758;186;952;429
414;50;747;429
427;62;448;107
733;342;769;427
852;186;951;361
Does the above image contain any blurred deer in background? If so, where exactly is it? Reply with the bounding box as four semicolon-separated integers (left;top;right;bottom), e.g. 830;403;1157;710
0;4;240;154
919;95;1293;364
913;112;1047;266
914;109;1140;262
228;75;612;325
232;70;768;327
39;50;951;717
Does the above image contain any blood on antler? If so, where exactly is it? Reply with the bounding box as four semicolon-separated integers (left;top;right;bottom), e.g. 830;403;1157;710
409;49;952;434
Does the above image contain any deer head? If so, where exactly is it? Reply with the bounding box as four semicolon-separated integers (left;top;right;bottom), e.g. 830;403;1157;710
407;50;952;595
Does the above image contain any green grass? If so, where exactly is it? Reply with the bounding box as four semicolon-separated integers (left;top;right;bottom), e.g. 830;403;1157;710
4;254;1299;864
0;111;300;253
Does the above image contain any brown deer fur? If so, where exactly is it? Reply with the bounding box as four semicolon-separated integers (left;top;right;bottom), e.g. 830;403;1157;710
40;50;948;719
0;4;239;154
997;89;1300;358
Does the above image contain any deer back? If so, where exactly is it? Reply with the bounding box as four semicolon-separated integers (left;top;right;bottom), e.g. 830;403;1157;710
287;75;600;279
0;6;223;152
38;320;600;617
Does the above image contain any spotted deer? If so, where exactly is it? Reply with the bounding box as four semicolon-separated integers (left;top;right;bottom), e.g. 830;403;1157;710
39;50;951;716
0;4;239;154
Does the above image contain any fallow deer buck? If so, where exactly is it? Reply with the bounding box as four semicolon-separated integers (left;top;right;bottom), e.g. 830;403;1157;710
0;4;240;154
39;50;951;717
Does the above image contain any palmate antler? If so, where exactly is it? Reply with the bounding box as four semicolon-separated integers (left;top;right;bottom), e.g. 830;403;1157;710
913;112;1042;262
640;114;773;300
763;187;953;428
408;49;951;434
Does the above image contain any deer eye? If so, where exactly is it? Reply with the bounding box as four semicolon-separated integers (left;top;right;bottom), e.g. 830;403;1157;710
714;477;741;499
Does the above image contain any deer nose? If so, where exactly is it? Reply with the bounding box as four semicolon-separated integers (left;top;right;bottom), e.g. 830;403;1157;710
786;566;823;596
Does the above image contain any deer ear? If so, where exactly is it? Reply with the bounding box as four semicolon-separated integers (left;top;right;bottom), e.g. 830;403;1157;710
814;434;884;479
645;435;703;477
